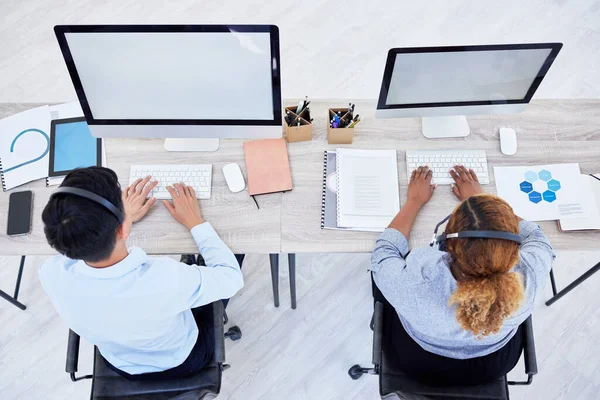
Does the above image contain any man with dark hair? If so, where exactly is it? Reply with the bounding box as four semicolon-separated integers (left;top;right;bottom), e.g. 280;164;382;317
39;166;243;379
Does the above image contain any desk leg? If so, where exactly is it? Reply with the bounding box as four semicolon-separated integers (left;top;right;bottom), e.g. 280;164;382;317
288;254;297;310
546;261;600;306
0;256;27;310
549;268;558;297
269;254;280;308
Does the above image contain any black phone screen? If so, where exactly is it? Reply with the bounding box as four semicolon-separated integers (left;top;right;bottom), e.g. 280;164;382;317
7;191;33;236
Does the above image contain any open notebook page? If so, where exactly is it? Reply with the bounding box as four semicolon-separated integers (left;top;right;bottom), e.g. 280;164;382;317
336;148;400;229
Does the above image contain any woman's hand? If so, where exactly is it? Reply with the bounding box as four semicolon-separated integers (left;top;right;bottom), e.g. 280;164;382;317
388;166;436;238
449;165;484;201
406;166;437;208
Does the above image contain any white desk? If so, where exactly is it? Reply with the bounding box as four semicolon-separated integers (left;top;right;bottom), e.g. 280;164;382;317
281;99;600;253
0;103;281;255
1;100;599;309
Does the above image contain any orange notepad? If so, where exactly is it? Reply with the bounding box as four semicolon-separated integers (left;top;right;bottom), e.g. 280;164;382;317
243;138;293;196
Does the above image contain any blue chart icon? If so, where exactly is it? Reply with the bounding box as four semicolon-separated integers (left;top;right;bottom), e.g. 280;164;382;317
528;191;542;204
520;170;561;204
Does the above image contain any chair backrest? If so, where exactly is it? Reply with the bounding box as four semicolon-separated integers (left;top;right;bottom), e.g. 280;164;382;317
379;351;509;400
90;347;221;400
88;301;225;400
378;304;510;400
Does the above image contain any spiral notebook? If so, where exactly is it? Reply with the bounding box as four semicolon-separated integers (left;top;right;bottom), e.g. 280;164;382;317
336;148;400;230
0;105;51;191
320;150;398;232
321;151;344;230
1;101;83;191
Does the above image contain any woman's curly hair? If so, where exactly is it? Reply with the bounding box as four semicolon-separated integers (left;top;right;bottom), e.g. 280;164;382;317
445;194;524;337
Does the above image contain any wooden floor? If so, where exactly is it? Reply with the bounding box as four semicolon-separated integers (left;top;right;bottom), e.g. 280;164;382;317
1;251;600;400
2;0;600;398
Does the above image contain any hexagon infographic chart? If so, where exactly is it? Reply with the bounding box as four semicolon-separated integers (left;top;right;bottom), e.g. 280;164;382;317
521;170;561;204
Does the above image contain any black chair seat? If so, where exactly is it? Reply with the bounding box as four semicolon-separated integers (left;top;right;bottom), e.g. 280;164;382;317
379;349;509;400
91;348;221;400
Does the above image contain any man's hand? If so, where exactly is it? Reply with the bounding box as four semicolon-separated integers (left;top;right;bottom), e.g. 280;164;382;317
406;166;437;208
123;176;158;223
449;165;484;201
163;183;205;230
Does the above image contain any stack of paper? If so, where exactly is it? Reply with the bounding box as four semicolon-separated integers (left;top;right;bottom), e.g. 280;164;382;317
558;174;600;231
0;102;83;191
335;148;400;231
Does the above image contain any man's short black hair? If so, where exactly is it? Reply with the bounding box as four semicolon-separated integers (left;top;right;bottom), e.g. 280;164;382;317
42;167;124;263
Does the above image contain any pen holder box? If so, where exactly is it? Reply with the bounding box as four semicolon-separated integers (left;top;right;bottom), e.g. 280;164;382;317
327;108;354;144
284;106;312;143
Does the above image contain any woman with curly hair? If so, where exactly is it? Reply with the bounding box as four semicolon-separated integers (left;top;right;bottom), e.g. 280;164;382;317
371;165;554;385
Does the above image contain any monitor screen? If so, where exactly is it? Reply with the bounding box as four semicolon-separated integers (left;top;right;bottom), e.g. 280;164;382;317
380;44;561;108
62;29;276;121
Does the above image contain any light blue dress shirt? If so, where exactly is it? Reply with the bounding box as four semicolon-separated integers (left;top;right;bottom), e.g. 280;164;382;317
39;222;244;374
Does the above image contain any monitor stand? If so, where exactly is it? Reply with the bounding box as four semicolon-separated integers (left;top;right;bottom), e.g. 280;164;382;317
422;116;470;139
164;138;220;152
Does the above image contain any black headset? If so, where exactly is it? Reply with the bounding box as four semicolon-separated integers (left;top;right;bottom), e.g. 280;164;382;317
50;187;124;223
430;214;522;251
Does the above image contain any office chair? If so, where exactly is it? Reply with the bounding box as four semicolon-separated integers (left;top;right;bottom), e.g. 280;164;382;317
348;302;538;400
65;301;241;400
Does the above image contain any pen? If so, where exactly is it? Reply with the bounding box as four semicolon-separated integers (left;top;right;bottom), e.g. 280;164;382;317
347;117;361;128
299;105;310;120
285;111;293;126
297;96;309;114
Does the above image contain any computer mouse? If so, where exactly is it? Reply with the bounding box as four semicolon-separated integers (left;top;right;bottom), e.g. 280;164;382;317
499;127;517;156
223;163;245;193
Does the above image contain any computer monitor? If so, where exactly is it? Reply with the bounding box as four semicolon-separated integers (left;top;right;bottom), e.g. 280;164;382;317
376;43;562;138
54;25;282;151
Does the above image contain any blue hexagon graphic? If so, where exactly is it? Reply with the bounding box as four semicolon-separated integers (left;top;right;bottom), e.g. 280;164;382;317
520;181;533;193
547;179;561;191
528;191;542;204
524;171;538;183
543;190;556;203
538;170;552;181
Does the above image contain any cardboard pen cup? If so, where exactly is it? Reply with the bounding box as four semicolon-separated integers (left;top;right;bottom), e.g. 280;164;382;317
327;108;355;144
284;106;313;143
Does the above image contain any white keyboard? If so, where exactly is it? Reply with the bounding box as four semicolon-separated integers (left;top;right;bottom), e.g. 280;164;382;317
129;164;212;200
406;150;489;185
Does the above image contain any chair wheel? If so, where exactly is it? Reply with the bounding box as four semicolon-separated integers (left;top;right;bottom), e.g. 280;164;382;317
225;326;242;341
348;364;365;380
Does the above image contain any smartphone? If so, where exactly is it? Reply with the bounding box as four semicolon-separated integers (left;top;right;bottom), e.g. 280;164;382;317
7;191;33;236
